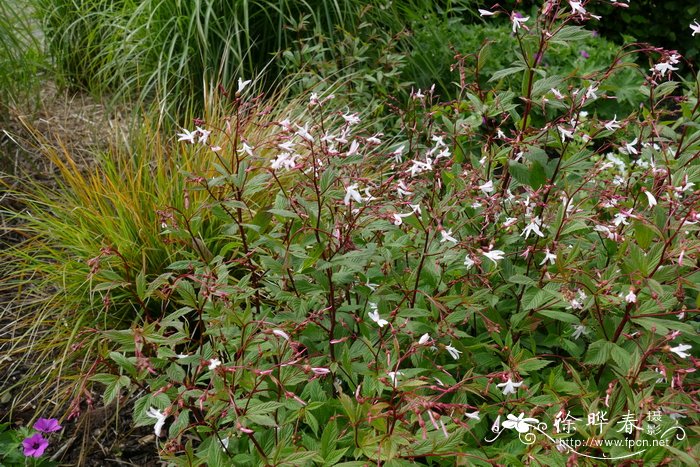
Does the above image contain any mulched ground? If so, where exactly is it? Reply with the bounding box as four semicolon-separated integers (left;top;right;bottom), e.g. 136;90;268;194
1;83;162;466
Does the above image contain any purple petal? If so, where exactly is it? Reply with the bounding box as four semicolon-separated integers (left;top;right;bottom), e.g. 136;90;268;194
34;418;62;433
22;433;49;457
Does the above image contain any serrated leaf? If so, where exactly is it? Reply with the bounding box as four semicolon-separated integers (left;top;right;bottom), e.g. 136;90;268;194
551;25;592;43
537;310;580;324
280;450;319;465
518;358;552;374
169;409;190;438
489;66;526;82
610;344;630;369
508;274;536;285
584;340;614;365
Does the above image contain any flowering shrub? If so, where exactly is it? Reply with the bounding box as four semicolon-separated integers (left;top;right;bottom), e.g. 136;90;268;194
12;0;699;464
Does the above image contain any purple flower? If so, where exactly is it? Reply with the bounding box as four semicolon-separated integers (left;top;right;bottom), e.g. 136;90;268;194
22;433;49;457
580;50;590;59
34;418;62;433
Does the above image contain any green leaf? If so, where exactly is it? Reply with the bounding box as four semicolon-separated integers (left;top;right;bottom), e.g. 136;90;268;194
280;450;319;465
517;358;552;374
508;274;536;286
537;309;580;324
584;340;615;365
488;66;526;82
508;161;531;186
634;221;657;249
550;25;593;43
305;410;319;436
610;344;631;369
320;420;339;457
530;161;547;189
135;271;147;301
169;409;190;438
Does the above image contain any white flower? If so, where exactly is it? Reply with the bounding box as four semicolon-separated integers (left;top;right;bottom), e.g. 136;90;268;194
653;61;678;76
409;204;422;215
272;329;290;341
478;8;495;16
392;212;412;226
368;303;389;328
503;413;539;433
237;78;252;93
511;14;529;33
585;84;598;100
238;141;253;156
346;140;360;156
431;135;446;147
464;255;475;269
613;212;630;226
440;229;458;244
311;367;331;375
644;190;657;207
692;20;700;36
435;147;451;160
479;180;494;194
625;289;637;303
605;115;621;131
295;123;314;143
419;333;431;345
177;128;197;144
366;134;382;145
569;1;586;15
407;158;433;177
558;126;574;141
551;88;564;99
465;411;481;420
392;145;405;163
521;217;546;239
196;127;211;144
396;180;412;197
208;358;222;370
445;344;462;360
412;88;424;99
594;224;616;240
539;248;557;265
572;324;589;340
344;184;363;205
387;371;403;386
497;377;523;395
620;138;638;155
270;152;299;171
482;249;505;264
654;367;667;383
146;407;167;437
670;344;692;359
503;217;518;228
